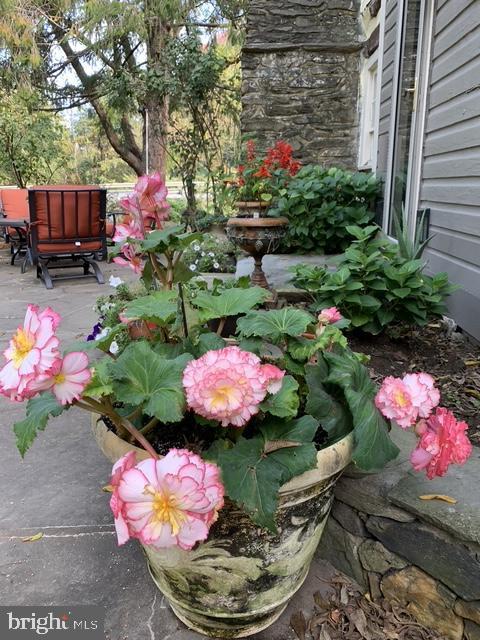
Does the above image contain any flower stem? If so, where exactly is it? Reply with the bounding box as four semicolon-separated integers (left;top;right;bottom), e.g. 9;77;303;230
140;417;159;436
77;397;159;459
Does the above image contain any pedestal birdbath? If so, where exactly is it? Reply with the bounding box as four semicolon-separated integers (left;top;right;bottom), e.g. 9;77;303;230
226;216;288;292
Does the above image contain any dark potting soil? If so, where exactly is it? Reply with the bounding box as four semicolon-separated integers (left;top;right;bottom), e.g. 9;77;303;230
104;411;329;456
348;322;480;445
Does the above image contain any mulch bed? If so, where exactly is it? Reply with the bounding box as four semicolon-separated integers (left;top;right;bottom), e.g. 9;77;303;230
290;574;444;640
348;322;480;445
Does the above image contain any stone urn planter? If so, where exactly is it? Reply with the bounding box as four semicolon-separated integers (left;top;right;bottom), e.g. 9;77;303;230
92;418;353;638
227;217;288;290
235;201;271;218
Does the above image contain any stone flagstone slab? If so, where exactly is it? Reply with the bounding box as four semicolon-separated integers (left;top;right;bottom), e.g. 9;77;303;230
388;450;480;546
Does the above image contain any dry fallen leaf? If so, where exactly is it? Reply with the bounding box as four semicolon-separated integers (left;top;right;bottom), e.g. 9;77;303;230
419;494;457;504
22;532;44;542
290;611;307;640
464;360;480;366
102;485;114;493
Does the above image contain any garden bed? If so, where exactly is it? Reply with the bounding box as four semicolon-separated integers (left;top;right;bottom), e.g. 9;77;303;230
348;323;480;444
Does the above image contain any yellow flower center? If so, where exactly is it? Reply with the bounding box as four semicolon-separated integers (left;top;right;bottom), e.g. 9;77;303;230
54;372;66;384
11;329;35;369
209;385;239;410
145;486;187;536
394;390;408;407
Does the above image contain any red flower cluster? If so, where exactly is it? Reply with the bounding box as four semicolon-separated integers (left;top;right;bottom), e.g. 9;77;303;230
260;141;301;177
233;139;300;201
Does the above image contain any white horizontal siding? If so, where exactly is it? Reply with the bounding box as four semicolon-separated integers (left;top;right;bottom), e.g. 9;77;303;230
420;0;480;339
376;0;399;174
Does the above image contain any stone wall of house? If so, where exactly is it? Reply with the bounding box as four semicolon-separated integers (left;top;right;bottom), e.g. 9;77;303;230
241;0;363;168
316;430;480;640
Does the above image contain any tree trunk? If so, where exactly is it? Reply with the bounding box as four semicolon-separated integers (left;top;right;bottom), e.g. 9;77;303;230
144;96;169;177
144;3;170;179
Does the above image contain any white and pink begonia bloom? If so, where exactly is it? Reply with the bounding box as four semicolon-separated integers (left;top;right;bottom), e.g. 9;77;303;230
29;352;91;405
410;407;472;479
113;243;144;275
375;372;440;429
318;307;343;324
110;449;224;550
182;346;285;427
0;304;60;401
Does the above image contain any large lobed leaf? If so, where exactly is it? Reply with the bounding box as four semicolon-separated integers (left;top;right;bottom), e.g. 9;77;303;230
324;351;399;470
259;375;299;419
13;393;67;457
123;290;178;325
108;341;189;423
192;287;269;322
237;308;315;343
305;360;352;441
213;415;318;531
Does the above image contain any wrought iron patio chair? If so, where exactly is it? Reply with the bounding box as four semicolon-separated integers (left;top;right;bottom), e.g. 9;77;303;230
27;186;107;289
0;189;30;265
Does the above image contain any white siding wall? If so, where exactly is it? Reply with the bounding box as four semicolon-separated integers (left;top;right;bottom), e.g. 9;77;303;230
420;0;480;339
377;0;399;174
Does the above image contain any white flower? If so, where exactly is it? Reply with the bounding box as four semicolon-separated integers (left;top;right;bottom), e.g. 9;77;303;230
208;252;215;257
213;262;220;269
109;275;124;288
193;244;201;252
201;251;206;257
95;327;111;341
109;340;120;355
189;264;197;271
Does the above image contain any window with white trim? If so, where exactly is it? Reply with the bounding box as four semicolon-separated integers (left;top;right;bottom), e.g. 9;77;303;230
358;54;379;170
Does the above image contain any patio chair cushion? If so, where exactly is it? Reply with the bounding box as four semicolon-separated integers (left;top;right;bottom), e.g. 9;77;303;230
0;189;29;236
0;189;29;220
30;187;104;255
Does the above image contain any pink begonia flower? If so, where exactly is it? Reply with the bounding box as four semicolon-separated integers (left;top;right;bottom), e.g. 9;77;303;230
110;450;138;545
112;219;145;243
113;243;144;275
402;373;440;418
111;449;224;550
259;363;285;394
375;373;440;429
183;346;285;427
410;407;472;479
0;304;60;401
318;307;343;324
28;352;91;405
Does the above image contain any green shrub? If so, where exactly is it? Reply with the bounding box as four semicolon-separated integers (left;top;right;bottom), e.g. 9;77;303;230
182;233;237;274
291;225;456;334
269;166;381;254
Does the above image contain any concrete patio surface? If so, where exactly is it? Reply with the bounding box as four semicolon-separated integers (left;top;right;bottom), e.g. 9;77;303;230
0;253;339;640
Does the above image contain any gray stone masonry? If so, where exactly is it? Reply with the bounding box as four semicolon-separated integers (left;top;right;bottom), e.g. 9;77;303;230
241;0;363;167
316;426;480;639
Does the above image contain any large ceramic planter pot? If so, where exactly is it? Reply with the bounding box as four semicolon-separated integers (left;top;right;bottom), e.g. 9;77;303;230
92;419;353;638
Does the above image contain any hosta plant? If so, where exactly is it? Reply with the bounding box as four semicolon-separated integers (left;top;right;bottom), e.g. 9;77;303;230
292;225;456;334
0;175;472;554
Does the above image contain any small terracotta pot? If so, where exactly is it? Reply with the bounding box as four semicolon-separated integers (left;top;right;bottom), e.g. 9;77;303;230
92;418;353;638
235;201;271;218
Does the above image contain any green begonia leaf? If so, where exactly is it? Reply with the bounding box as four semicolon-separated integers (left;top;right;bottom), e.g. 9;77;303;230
214;415;318;531
237;308;315;342
108;341;188;423
324;351;399;470
259;375;299;419
123;290;178;324
13;392;66;457
193;287;269;322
